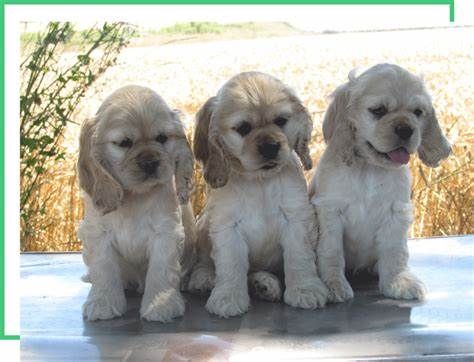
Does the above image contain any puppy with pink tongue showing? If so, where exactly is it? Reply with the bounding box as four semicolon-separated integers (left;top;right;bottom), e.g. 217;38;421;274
310;64;451;302
388;148;410;164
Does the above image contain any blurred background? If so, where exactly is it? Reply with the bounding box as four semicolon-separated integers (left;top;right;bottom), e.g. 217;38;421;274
20;20;473;251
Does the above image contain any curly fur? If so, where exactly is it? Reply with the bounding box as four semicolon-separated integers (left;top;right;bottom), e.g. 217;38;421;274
310;64;451;302
188;72;328;317
78;85;195;322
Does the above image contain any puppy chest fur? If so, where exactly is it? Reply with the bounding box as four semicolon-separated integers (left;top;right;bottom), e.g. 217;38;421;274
313;159;412;271
208;163;313;272
115;191;183;265
78;85;196;322
310;64;448;302
191;72;329;316
81;185;185;275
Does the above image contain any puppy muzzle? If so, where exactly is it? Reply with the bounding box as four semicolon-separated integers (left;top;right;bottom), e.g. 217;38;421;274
394;123;414;141
258;140;281;160
136;152;160;177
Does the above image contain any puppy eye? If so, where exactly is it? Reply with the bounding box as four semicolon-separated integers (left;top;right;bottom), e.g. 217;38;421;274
234;121;252;137
369;106;387;119
156;134;168;144
118;138;133;148
414;109;423;117
274;116;288;128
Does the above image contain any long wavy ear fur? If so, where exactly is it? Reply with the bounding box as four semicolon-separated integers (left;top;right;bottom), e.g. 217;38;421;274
418;108;452;167
172;111;195;204
322;82;351;143
77;118;123;214
292;98;313;170
194;97;229;188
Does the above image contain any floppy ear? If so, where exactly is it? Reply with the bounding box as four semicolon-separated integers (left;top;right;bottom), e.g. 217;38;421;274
293;102;313;170
193;97;213;163
77;118;123;214
322;83;350;143
418;108;452;167
171;112;195;204
194;97;229;188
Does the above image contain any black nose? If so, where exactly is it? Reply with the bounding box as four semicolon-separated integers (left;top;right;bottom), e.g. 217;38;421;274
258;141;280;160
394;125;413;140
138;158;160;175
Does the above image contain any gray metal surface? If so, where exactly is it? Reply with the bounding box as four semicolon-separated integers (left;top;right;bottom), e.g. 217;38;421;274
21;236;474;361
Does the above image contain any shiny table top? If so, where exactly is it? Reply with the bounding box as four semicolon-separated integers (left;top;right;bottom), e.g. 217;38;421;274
21;236;474;361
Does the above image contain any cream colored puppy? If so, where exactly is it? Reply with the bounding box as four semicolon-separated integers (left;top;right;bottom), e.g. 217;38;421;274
310;64;451;302
78;85;195;322
188;72;328;318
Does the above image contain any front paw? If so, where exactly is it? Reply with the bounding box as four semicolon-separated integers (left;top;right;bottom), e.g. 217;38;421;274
140;288;185;322
284;278;329;309
206;286;249;318
83;292;127;321
380;271;426;300
324;275;354;303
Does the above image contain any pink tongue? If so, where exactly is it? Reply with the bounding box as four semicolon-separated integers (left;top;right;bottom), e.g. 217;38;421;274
387;148;410;164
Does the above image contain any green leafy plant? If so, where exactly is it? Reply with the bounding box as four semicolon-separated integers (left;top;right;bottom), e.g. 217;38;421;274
20;22;136;250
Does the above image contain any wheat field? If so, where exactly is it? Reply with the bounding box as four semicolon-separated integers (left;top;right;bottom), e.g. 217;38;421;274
22;26;473;251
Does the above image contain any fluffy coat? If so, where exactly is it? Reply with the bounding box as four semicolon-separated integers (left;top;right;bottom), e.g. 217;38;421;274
188;72;328;317
310;64;451;302
78;85;195;322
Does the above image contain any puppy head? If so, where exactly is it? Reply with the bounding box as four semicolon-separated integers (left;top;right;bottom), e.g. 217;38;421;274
323;63;451;169
194;71;313;188
78;85;194;214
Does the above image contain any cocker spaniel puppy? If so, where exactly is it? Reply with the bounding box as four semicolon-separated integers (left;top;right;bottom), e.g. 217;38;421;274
310;64;451;302
188;72;328;317
78;85;195;322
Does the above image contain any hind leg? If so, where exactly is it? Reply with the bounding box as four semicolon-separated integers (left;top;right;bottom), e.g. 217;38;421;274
188;262;215;293
249;271;282;302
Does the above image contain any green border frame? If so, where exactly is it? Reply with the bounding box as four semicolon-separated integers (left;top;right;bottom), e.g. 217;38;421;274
2;0;455;342
0;0;16;342
1;0;20;339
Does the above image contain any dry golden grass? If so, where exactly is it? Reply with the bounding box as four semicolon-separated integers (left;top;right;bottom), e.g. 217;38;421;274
22;26;474;251
21;158;83;251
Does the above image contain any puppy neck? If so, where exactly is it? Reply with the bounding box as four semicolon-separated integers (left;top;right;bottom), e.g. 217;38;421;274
122;182;177;206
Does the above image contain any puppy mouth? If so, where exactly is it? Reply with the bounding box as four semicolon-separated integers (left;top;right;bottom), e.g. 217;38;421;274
366;142;410;165
261;162;278;170
140;172;159;182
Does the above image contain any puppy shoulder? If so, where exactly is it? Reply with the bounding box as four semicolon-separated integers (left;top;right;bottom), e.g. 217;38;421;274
205;187;241;227
314;151;352;192
311;152;359;212
284;153;309;184
78;200;114;247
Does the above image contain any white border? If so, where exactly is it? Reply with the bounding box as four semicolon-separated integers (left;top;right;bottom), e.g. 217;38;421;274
17;4;455;32
6;2;474;360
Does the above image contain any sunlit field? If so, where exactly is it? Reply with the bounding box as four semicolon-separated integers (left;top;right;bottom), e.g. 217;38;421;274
21;25;473;251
